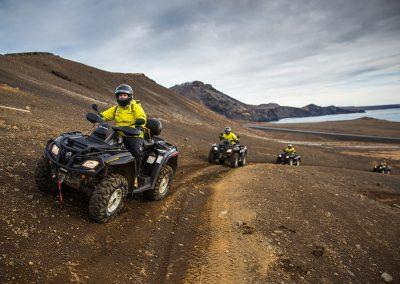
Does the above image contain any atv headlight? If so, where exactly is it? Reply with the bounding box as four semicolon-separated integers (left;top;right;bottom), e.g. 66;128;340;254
227;149;233;153
213;147;218;151
286;156;289;159
82;160;99;169
51;144;60;156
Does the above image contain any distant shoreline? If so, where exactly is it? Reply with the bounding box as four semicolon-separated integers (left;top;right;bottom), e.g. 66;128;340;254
247;123;400;143
273;108;400;124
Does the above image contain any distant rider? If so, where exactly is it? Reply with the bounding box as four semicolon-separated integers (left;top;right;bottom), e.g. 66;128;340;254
220;127;239;144
283;144;296;155
379;160;388;168
100;84;146;187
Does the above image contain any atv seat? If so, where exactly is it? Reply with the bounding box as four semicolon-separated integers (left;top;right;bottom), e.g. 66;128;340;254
143;118;162;150
145;118;162;138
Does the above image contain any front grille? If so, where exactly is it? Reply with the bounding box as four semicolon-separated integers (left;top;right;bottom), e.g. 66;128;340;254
58;150;72;165
58;149;84;167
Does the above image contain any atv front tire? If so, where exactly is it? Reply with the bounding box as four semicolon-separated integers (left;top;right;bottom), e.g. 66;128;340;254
208;149;216;164
230;153;239;168
144;165;173;201
89;174;128;223
296;160;300;166
239;153;247;166
35;155;56;192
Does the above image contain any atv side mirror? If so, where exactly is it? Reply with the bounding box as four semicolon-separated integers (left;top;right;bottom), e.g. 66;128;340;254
91;104;100;114
86;112;103;124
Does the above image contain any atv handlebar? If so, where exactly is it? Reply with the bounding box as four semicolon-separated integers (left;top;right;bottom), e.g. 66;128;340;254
91;103;101;115
112;126;142;136
86;112;103;124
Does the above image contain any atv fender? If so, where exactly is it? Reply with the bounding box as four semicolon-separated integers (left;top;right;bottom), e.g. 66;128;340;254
104;152;135;165
150;152;178;188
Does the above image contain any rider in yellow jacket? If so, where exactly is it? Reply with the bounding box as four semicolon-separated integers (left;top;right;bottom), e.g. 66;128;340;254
283;144;296;155
220;127;239;144
101;99;147;137
100;84;146;186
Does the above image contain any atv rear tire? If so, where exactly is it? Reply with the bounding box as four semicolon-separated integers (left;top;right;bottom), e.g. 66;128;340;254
289;159;294;166
208;149;216;164
89;174;128;223
35;155;56;192
239;153;247;166
144;165;173;201
230;153;239;168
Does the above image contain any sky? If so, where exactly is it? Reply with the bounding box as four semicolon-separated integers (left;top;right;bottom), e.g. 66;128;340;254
0;0;399;107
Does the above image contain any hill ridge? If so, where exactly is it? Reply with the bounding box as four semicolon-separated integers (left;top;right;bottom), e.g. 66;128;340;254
170;81;362;122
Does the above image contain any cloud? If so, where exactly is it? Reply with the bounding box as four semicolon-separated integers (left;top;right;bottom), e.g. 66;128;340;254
0;0;399;107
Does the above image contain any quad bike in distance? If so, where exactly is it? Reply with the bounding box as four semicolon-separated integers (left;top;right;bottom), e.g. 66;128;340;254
373;164;391;175
208;136;247;168
276;152;301;166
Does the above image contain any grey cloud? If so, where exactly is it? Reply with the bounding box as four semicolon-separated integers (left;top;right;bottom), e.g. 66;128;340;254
0;0;399;106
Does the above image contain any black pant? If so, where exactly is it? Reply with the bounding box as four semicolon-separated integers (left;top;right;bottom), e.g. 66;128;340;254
123;137;144;177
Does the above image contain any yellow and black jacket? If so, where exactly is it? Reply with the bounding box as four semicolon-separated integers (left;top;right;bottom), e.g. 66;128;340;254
283;147;296;155
101;100;147;138
222;132;239;144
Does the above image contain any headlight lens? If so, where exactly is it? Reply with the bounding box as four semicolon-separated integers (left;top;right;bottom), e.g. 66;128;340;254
213;147;218;151
51;144;60;156
82;160;99;169
227;149;233;153
286;156;289;158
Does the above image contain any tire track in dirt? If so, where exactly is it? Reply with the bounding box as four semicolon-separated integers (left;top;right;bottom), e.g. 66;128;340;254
50;163;230;283
181;164;278;283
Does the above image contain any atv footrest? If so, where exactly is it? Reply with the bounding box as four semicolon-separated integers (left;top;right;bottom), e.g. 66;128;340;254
139;175;151;186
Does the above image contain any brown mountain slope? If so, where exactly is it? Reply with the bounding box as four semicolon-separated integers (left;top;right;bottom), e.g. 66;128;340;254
0;53;218;126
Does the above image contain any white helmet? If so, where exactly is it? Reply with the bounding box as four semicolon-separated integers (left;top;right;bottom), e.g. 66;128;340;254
224;127;231;134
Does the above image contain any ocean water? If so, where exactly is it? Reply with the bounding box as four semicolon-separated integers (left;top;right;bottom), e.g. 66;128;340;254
274;108;400;124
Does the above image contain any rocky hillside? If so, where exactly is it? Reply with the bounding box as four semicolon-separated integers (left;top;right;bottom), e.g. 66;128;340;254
170;81;363;122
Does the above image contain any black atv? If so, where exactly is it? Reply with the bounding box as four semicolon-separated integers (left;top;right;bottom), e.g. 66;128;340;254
34;104;178;223
373;164;391;174
208;137;247;168
276;152;301;166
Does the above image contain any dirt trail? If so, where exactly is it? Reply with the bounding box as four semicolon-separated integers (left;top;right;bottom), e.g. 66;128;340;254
183;167;278;283
180;164;400;283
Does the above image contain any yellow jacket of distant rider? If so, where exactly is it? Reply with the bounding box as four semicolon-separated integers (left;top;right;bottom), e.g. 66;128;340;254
284;147;296;155
222;132;238;144
101;100;147;138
